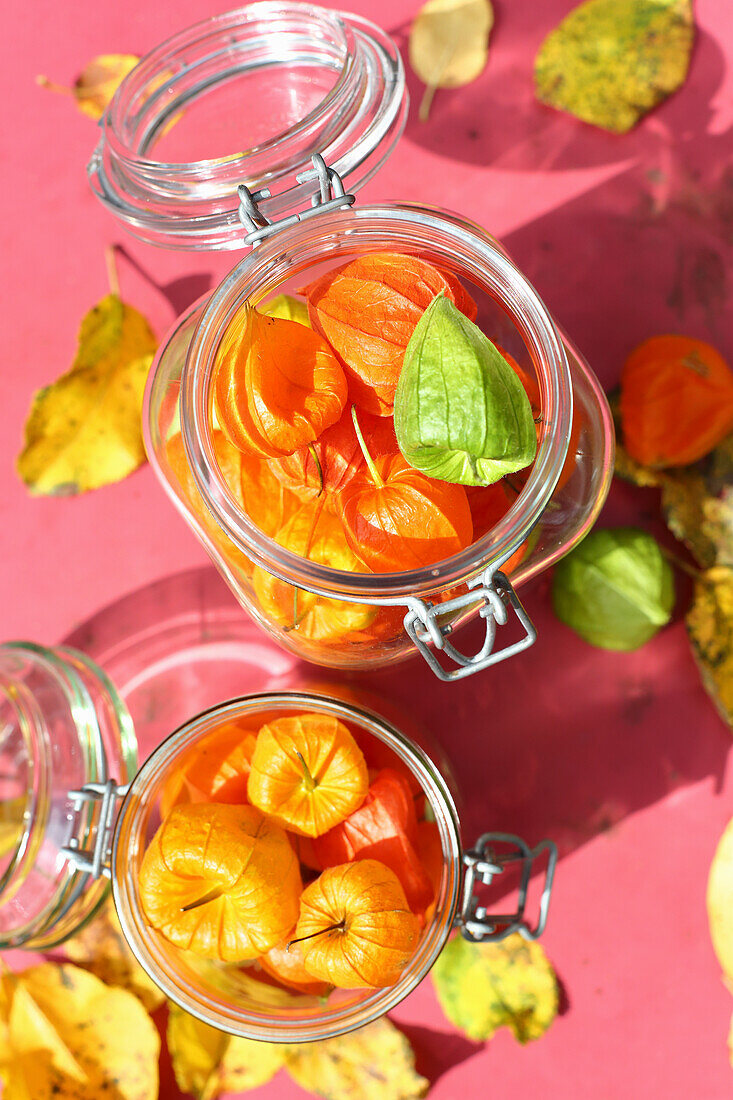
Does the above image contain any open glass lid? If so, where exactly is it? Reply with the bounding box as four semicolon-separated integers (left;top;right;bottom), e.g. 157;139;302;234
88;2;407;249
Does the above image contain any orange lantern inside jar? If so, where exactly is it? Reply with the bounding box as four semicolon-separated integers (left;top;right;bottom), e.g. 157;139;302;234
111;691;556;1041
90;2;614;680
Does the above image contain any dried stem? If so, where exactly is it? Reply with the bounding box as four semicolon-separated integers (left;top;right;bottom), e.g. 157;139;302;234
181;885;225;912
36;75;73;97
351;406;384;488
659;545;703;581
308;444;324;496
105;245;120;297
294;749;317;792
287;920;346;951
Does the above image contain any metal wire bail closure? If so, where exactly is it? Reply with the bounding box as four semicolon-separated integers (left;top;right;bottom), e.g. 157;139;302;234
403;567;537;682
61;780;129;880
457;833;557;943
237;153;356;246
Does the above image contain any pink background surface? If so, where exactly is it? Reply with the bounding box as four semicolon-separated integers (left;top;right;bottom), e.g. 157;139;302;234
4;0;733;1096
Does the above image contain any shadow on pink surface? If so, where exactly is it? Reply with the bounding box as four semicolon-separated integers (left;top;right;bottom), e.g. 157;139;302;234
63;561;731;868
392;13;729;175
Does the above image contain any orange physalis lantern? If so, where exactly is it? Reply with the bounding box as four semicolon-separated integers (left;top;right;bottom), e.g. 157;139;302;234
268;408;398;499
292;859;420;988
339;410;473;571
213;307;347;458
160;721;258;818
239;453;303;536
252;502;376;641
166;429;244;510
620;335;733;467
312;769;433;913
258;936;331;997
415;820;443;920
247;713;369;837
302;253;477;415
138;803;301;961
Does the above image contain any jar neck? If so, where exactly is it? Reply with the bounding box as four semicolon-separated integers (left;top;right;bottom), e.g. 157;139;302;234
181;204;573;599
113;691;463;1041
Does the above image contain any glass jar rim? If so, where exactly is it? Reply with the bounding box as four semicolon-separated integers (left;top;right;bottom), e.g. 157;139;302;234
111;690;462;1041
176;202;573;601
88;2;407;249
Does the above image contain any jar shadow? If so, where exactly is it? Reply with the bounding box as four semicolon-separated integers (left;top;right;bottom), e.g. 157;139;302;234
62;563;730;873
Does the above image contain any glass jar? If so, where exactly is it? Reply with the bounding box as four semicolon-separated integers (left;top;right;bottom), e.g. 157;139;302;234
0;643;136;949
92;2;615;680
105;690;555;1041
0;639;556;1039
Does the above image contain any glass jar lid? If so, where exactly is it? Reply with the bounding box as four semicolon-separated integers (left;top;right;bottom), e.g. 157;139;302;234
89;2;407;250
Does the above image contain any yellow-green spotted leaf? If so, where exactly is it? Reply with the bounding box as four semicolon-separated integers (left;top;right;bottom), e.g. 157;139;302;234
660;435;733;569
285;1018;429;1100
17;294;156;495
535;0;695;134
686;566;733;729
167;1003;287;1100
0;963;159;1100
432;932;558;1043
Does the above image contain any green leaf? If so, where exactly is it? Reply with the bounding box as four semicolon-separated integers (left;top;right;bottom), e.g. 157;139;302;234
535;0;694;134
394;295;536;486
552;526;675;650
432;933;558;1043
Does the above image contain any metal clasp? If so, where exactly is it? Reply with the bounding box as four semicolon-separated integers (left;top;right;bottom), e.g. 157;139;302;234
457;833;557;943
403;568;536;682
238;153;355;246
61;780;129;880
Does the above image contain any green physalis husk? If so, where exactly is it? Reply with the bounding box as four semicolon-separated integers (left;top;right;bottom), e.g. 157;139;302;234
552;526;675;651
394;295;537;486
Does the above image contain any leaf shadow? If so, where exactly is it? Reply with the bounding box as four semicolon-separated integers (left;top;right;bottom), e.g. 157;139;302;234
114;243;213;316
389;12;727;175
398;1022;483;1085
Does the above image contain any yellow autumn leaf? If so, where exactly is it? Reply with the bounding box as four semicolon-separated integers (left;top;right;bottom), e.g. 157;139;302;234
258;294;311;327
17;292;157;495
64;897;165;1012
285;1018;429;1100
167;1003;287;1100
707;815;733;986
409;0;493;121
686;566;733;729
37;54;139;120
0;962;159;1100
431;932;558;1043
535;0;694;134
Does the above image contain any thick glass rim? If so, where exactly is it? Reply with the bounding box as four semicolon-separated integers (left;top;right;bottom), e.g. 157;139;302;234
88;3;407;249
179;202;573;600
112;691;463;1042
